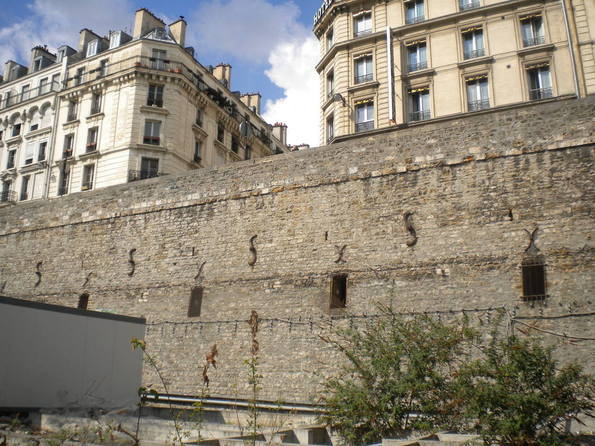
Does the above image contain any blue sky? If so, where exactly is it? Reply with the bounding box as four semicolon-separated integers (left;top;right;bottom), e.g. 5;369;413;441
0;0;324;145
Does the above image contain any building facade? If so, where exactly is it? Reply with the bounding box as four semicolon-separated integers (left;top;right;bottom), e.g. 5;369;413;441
314;0;595;143
0;9;289;203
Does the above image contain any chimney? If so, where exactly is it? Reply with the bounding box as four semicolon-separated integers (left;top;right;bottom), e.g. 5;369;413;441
133;8;165;39
4;61;17;81
241;93;261;115
169;17;187;47
272;123;288;146
213;63;231;89
79;29;100;52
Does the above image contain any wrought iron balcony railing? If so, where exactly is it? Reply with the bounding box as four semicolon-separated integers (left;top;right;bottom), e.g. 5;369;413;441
409;110;431;122
0;190;17;203
468;99;490;112
355;121;374;133
406;15;425;25
464;48;485;60
0;81;61;110
460;0;480;10
529;87;552;101
128;169;161;182
407;61;427;72
523;35;545;47
354;73;373;84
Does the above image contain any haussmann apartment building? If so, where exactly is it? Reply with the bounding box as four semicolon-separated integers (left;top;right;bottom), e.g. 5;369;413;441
314;0;595;143
0;8;289;204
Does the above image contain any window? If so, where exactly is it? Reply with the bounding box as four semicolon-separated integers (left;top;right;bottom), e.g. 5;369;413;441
78;293;89;309
63;133;74;158
354;12;372;37
24;143;35;165
58;165;70;196
231;135;239;153
21;84;30;101
326;114;334;143
521;15;545;47
39;78;49;94
194;140;202;162
147;84;163;107
244;145;252;160
81;164;95;190
74;67;85;86
355;100;374;132
30;123;39;132
326;28;334;50
20;175;30;201
51;73;60;89
56;49;66;63
86;127;98;152
86;40;98;57
460;0;480;10
354;55;373;84
7;150;16;169
406;40;427;72
151;48;167;70
527;64;552;100
1;180;12;203
409;87;431;121
143;121;161;145
187;287;203;317
466;75;490;111
12;123;21;137
140;157;159;179
67;100;78;122
90;92;102;115
0;130;3;141
330;275;347;309
38;142;47;161
462;27;485;60
99;59;108;77
405;0;424;24
195;107;203;127
109;31;121;49
522;256;546;300
326;70;334;99
217;123;225;143
33;57;43;72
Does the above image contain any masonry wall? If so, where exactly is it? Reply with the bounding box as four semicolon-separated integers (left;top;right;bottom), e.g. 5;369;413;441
0;96;593;404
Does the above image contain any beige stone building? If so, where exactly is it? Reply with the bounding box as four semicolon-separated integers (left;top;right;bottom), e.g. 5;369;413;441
314;0;595;143
0;9;289;202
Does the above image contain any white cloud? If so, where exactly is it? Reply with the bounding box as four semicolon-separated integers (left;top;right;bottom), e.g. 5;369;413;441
0;0;134;66
262;37;320;147
190;0;308;63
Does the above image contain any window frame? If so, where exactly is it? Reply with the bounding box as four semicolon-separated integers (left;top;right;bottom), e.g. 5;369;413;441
353;11;372;37
81;164;95;191
354;100;374;132
143;120;161;145
354;54;373;84
147;84;164;107
462;27;485;60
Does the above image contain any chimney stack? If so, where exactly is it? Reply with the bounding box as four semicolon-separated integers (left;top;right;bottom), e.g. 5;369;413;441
272;123;288;146
169;17;187;47
212;64;232;89
240;93;261;115
133;8;165;39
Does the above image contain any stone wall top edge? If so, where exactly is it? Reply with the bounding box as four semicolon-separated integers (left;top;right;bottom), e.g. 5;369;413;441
0;96;593;235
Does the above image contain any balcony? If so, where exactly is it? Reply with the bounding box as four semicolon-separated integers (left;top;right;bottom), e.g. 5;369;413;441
407;61;427;72
355;121;374;133
409;110;431;122
354;73;373;84
0;82;61;110
128;169;161;182
529;87;552;101
468;99;490;112
464;48;485;60
354;28;372;38
406;15;425;25
460;0;480;10
523;35;545;47
0;190;17;204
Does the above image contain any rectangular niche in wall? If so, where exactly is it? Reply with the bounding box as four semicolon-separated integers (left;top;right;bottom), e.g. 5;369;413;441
188;287;203;317
330;274;347;309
